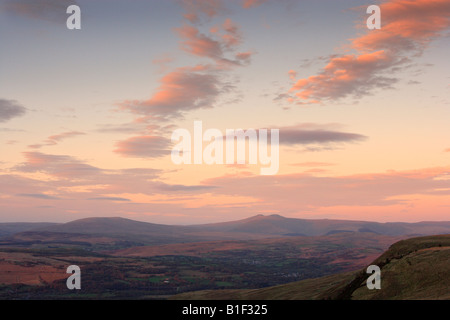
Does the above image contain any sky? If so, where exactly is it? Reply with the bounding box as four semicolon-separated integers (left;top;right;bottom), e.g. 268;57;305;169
0;0;449;224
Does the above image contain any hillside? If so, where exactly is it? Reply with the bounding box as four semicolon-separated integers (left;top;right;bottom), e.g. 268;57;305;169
170;234;450;300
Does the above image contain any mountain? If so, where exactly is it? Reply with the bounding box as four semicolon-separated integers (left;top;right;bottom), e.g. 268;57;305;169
170;234;450;300
190;214;450;237
35;217;186;235
1;217;203;247
2;214;450;249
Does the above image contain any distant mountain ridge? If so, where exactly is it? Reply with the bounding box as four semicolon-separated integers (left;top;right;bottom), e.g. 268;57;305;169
189;214;450;237
1;214;450;248
35;217;188;235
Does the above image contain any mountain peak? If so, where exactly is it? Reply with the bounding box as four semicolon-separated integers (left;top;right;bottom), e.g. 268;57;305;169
268;214;285;219
248;214;285;220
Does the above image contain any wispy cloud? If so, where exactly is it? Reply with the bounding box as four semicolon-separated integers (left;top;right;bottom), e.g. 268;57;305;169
16;193;59;200
87;197;131;202
155;183;217;192
29;131;85;149
221;123;366;149
278;124;367;146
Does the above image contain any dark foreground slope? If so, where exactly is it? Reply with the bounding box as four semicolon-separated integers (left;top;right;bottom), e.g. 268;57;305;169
170;234;450;300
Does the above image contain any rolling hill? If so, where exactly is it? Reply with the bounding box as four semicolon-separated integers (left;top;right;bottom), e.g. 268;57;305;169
170;234;450;300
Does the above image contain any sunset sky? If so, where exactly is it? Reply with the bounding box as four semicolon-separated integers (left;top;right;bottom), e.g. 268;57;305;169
1;0;449;224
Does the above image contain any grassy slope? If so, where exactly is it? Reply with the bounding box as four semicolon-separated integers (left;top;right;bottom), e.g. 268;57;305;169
170;234;450;300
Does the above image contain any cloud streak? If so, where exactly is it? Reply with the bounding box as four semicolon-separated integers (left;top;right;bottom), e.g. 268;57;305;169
278;124;367;146
88;197;131;202
16;193;59;200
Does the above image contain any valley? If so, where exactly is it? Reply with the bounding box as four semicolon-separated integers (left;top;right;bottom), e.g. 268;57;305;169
0;214;448;299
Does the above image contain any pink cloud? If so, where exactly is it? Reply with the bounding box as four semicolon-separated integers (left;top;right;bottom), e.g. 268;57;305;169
290;50;398;101
177;25;224;60
288;0;450;104
121;65;221;120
